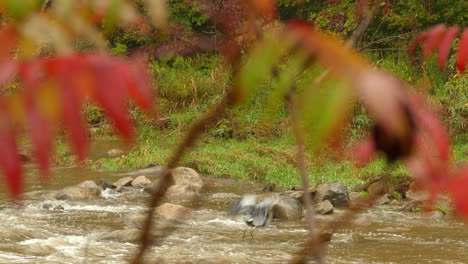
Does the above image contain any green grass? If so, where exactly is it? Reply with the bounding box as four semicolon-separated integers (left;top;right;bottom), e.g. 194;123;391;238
83;129;414;189
53;51;466;191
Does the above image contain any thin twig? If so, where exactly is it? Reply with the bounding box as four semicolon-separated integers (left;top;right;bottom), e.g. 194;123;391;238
358;33;412;51
290;189;382;264
360;48;407;52
289;2;383;263
131;93;234;264
41;0;51;13
302;1;382;92
286;89;323;264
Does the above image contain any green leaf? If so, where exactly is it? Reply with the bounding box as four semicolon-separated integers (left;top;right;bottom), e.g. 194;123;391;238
299;77;354;149
235;31;294;103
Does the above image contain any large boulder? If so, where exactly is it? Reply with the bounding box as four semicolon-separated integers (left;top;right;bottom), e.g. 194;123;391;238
166;183;200;200
131;175;151;188
55;181;101;200
315;182;350;208
272;195;303;220
314;200;334;215
144;167;203;200
171;167;203;191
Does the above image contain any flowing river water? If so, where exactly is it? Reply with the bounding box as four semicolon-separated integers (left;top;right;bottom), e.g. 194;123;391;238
0;145;467;263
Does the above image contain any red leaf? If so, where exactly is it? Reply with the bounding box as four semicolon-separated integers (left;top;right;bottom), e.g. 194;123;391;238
456;28;468;73
0;102;22;197
19;61;53;176
89;56;133;141
47;58;89;160
125;60;153;111
448;166;468;220
0;27;17;62
410;95;451;164
422;24;446;58
408;31;428;56
0;61;17;88
437;26;459;71
350;137;375;168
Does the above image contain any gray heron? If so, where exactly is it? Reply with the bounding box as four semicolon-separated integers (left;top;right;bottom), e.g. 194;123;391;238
228;195;279;239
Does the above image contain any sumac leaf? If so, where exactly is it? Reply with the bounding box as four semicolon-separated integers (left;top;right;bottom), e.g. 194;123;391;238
0;26;17;62
0;102;22;197
456;28;468;73
448;166;468;220
90;57;133;141
422;24;446;58
48;58;89;160
437;26;459;71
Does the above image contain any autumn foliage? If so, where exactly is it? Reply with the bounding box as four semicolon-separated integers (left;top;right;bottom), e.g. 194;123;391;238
409;24;467;73
0;0;466;245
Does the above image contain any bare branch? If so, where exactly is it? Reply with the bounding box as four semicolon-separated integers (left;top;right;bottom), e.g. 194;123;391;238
286;89;323;264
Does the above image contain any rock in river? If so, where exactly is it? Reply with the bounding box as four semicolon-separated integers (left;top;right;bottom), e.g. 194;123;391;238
315;182;350;208
55;180;101;200
273;195;303;220
131;175;152;188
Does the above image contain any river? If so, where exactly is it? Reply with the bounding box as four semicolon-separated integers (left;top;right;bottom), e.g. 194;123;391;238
0;147;467;263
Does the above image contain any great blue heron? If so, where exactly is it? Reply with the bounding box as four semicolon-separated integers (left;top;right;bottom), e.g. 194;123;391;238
228;195;279;239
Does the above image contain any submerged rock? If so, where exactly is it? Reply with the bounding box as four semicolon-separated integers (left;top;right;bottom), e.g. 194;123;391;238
211;193;241;199
349;192;361;202
375;194;392;206
155;203;193;220
351;215;372;226
94;228;140;243
426;210;445;220
273;195;303;220
166;183;200;200
315;182;350;208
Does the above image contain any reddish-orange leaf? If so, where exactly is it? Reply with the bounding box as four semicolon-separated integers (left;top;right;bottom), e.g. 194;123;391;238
19;61;54;176
120;60;153;111
0;61;17;88
0;27;17;62
48;58;89;160
287;20;368;79
27;106;54;176
248;0;275;18
437;26;459;71
448;166;468;220
0;102;22;197
456;28;468;73
350;137;375;168
408;31;427;56
410;95;451;164
90;57;133;141
422;24;446;58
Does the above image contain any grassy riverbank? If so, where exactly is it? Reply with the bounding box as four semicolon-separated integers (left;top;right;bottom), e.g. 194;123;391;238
55;52;467;189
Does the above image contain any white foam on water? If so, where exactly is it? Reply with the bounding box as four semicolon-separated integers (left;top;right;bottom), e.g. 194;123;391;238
206;218;245;227
100;188;122;199
63;204;145;213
